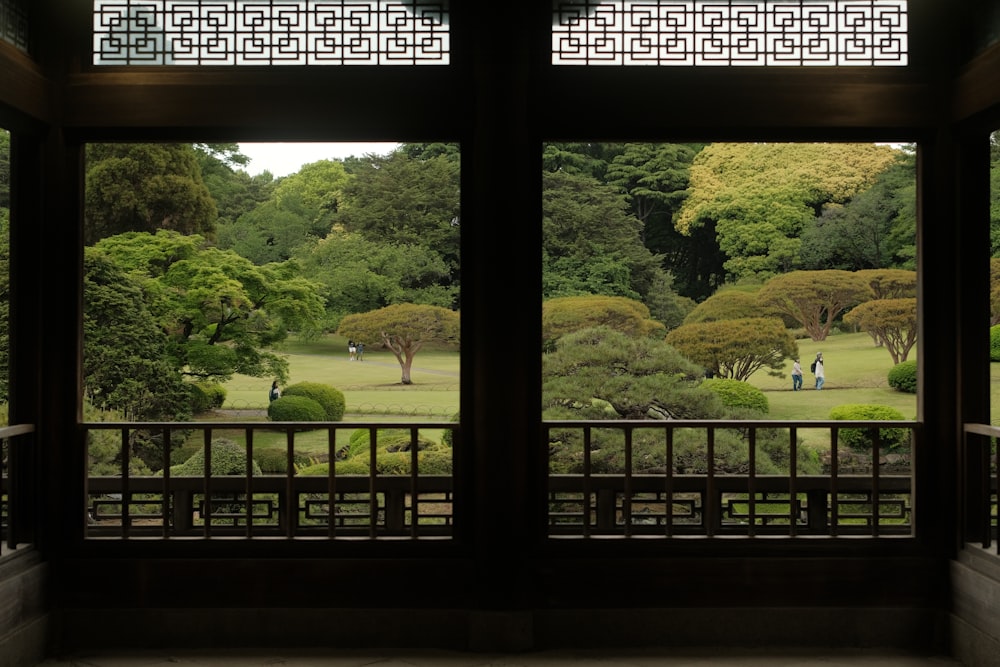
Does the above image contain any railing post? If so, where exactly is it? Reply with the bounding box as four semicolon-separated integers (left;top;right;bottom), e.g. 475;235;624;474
596;487;617;530
385;488;406;531
805;490;828;533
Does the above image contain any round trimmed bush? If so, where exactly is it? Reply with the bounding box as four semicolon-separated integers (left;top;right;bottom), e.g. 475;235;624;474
253;447;312;474
170;438;262;476
188;381;226;413
281;382;345;421
887;359;917;394
267;395;326;422
701;378;769;414
828;404;909;452
347;428;435;457
298;459;372;476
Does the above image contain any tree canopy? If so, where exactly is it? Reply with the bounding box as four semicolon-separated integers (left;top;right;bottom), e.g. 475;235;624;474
542;295;666;349
756;270;873;341
92;230;325;383
665;317;797;380
676;143;901;281
843;298;918;364
85;143;218;245
336;303;459;385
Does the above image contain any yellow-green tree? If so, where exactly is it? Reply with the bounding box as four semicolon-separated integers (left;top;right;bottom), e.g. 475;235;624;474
843;298;917;364
756;270;872;341
337;303;459;384
853;268;917;346
665;317;797;381
855;268;917;299
542;295;666;349
681;287;791;325
675;142;900;281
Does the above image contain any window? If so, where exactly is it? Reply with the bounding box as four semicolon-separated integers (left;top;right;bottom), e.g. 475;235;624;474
93;0;449;65
552;0;908;66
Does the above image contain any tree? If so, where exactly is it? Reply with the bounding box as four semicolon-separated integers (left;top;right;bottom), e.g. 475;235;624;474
855;268;917;299
542;170;680;312
676;143;901;281
542;295;666;349
85;143;218;245
83;247;192;421
336;303;459;385
217;193;317;265
756;270;872;341
605;143;701;224
92;230;326;383
543;326;711;421
843;298;918;364
665;317;798;380
542;326;796;475
683;288;765;324
195;143;275;227
799;150;916;271
991;257;1000;326
335;149;460;300
293;230;455;329
852;269;917;346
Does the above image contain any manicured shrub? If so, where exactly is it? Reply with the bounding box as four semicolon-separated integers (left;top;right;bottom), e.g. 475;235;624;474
188;381;227;413
281;382;345;421
991;324;1000;361
347;428;435;457
887;360;917;394
418;446;453;474
253;447;313;474
441;411;459;448
170;438;262;476
267;395;326;422
298;458;373;476
701;378;769;414
828;404;909;452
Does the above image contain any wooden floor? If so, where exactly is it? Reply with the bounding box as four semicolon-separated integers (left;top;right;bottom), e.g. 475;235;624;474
33;647;966;666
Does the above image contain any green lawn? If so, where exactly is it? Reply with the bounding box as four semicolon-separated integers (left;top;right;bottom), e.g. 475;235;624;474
747;331;918;421
225;331;926;423
219;330;943;455
223;334;459;418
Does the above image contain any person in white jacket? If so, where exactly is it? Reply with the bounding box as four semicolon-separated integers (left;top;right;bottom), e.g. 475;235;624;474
813;353;825;390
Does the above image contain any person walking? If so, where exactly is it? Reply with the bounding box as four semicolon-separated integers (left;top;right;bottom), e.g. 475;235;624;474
791;359;803;391
812;353;825;390
356;342;364;361
269;380;281;402
348;340;357;361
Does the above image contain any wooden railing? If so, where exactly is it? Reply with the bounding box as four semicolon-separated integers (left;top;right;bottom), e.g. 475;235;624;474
0;422;36;553
544;420;917;539
962;422;1000;554
84;421;456;540
77;419;920;542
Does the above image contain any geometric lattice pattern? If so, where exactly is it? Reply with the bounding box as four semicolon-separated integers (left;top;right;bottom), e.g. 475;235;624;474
0;0;30;55
93;0;449;65
553;0;908;66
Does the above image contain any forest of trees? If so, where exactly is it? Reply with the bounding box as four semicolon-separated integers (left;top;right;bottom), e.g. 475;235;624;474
3;133;1000;423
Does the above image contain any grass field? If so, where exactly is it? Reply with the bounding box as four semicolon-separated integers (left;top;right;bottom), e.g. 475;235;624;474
219;330;943;455
224;331;924;420
211;329;1000;457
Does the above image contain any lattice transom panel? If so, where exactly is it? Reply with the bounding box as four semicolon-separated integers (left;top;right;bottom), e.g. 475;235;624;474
93;0;449;65
552;0;907;66
0;0;30;54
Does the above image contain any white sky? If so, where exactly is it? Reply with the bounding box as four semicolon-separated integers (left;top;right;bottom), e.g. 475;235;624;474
238;142;400;177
